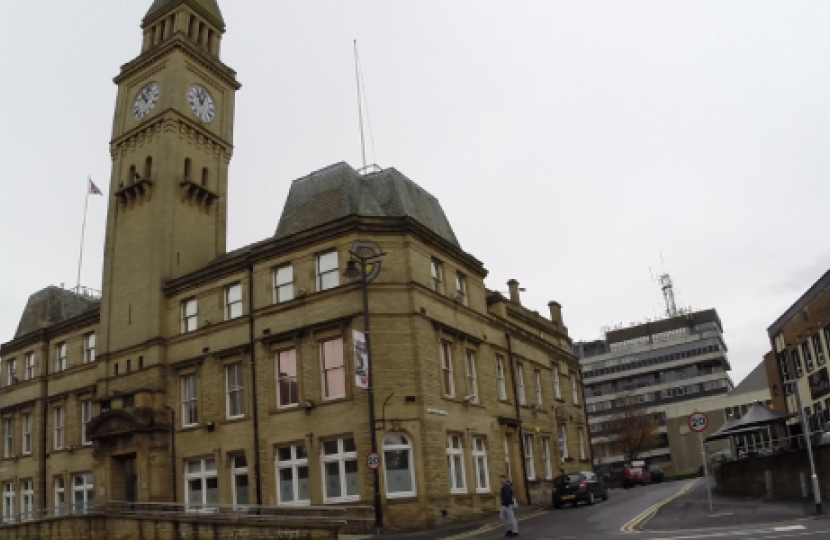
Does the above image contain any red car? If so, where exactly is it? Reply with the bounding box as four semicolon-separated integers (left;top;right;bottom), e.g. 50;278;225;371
622;461;649;488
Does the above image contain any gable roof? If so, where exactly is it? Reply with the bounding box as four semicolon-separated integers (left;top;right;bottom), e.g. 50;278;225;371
729;360;770;396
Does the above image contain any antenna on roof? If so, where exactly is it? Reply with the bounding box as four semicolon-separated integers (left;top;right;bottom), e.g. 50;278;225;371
651;251;678;318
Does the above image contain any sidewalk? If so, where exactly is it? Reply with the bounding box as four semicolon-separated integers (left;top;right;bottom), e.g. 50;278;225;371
645;481;818;532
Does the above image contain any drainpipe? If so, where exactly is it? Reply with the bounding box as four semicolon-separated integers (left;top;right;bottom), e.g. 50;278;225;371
248;263;263;506
39;328;50;512
505;332;531;505
165;407;177;503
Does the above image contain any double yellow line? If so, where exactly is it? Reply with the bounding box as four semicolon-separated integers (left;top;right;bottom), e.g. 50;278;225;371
620;479;700;533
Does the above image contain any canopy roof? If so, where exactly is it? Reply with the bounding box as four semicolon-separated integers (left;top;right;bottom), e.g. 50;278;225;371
704;415;741;443
705;402;796;443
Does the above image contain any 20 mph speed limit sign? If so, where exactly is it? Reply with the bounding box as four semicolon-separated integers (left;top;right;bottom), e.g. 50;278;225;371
367;452;381;470
689;411;709;433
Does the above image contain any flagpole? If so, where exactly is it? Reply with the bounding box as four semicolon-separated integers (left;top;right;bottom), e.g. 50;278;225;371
76;179;92;291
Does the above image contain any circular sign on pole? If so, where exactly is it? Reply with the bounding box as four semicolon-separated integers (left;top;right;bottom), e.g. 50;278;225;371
367;452;381;470
689;411;709;433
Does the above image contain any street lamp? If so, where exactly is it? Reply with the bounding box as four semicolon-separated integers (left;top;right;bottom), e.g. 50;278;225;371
344;241;386;534
783;378;823;515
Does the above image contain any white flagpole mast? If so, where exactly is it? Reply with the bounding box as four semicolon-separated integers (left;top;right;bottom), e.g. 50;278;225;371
354;39;367;171
76;178;92;291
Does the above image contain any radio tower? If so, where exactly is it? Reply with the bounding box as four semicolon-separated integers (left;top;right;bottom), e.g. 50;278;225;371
659;273;678;318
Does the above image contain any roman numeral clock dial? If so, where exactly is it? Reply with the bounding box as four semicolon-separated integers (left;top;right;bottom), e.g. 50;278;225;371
132;82;160;120
188;84;216;123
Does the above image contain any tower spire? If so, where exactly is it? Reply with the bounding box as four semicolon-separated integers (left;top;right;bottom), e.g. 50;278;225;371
145;0;224;28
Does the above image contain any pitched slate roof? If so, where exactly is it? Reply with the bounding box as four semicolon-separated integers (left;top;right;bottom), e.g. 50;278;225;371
14;287;99;339
729;360;770;396
145;0;224;27
274;163;461;248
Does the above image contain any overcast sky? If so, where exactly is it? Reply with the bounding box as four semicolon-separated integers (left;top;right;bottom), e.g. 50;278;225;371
2;1;829;384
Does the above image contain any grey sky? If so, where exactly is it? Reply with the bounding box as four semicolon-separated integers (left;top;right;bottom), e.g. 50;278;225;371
2;1;829;384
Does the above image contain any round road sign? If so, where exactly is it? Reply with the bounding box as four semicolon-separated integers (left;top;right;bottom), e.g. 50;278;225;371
689;411;709;433
367;452;381;470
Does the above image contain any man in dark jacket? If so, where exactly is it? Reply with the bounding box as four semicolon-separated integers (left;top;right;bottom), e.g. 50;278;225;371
499;475;518;537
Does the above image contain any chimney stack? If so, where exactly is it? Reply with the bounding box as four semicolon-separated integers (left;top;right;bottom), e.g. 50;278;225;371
507;280;521;305
548;301;563;326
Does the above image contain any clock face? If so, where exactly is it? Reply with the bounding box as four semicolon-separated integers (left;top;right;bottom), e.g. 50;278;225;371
132;82;160;120
188;84;216;123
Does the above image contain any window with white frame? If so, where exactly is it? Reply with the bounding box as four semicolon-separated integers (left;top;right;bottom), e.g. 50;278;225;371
274;264;294;303
3;483;14;523
54;478;65;515
472;436;489;493
185;458;218;509
182;374;198;427
225;283;243;320
226;363;245;419
503;436;512;480
515;364;526;406
496;355;507;400
55;343;67;372
321;438;359;502
559;424;568;461
523;434;535;480
447;434;466;493
22;415;31;455
24;353;35;380
320;339;345;400
20;480;33;522
84;333;96;363
276;444;310;505
578;427;586;460
181;298;198;333
3;419;12;457
570;371;579;405
277;349;299;408
552;364;561;400
441;342;455;397
813;333;826;366
534;370;543;407
431;259;444;294
72;473;93;514
456;273;468;306
383;433;416;497
541;437;552;479
54;407;65;450
80;400;92;446
317;251;339;291
466;351;479;403
231;455;249;506
7;359;17;386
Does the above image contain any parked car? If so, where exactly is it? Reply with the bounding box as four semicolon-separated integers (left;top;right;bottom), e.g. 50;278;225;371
552;472;609;509
649;466;664;483
623;461;649;488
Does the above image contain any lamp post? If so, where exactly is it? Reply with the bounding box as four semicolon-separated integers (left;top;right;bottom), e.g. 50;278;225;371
344;242;385;534
783;378;823;515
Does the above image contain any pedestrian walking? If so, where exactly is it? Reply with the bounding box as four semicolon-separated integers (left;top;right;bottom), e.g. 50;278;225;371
499;475;519;537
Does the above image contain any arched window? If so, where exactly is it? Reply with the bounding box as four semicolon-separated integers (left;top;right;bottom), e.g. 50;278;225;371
145;157;153;181
128;165;136;185
383;433;415;497
201;167;209;187
184;158;192;181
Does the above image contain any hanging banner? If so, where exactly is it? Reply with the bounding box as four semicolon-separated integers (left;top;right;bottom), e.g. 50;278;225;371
354;330;369;389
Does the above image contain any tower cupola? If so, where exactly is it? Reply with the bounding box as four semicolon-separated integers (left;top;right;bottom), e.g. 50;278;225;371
141;0;225;58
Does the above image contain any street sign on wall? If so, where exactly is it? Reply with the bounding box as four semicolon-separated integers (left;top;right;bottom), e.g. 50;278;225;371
688;411;709;433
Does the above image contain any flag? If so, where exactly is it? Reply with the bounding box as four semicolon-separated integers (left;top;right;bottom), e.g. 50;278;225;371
88;178;103;196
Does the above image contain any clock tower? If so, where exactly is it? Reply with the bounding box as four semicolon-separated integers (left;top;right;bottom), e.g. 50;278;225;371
100;0;240;354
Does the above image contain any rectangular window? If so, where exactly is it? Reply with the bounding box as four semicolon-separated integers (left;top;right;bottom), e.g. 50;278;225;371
466;351;478;403
84;333;96;363
515;364;526;406
182;298;198;333
496;355;507;400
578;427;586;460
277;349;299;408
185;459;218;510
54;407;65;450
803;342;815;372
6;359;16;386
321;438;359;502
20;480;33;522
225;283;243;320
3;483;14;523
431;259;445;294
570;371;579;405
813;333;826;367
441;342;455;397
472;437;489;493
56;343;67;372
503;436;512;481
54;478;65;515
24;353;35;381
534;370;543;407
232;455;249;506
792;348;803;378
3;419;12;458
22;415;31;455
72;473;94;514
320;338;345;400
552;364;562;400
182;374;199;427
274;264;294;303
559;424;569;461
277;444;310;505
81;400;92;446
541;437;552;479
317;251;339;291
523;434;535;480
447;434;466;493
226;363;245;419
455;273;468;306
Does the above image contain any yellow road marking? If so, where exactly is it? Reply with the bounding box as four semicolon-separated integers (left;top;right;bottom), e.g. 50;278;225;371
439;508;549;540
620;479;700;534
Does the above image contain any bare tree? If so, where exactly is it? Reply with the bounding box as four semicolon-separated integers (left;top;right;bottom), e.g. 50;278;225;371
605;392;659;463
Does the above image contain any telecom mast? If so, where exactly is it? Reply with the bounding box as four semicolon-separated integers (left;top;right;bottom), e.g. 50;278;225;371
659;273;678;318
